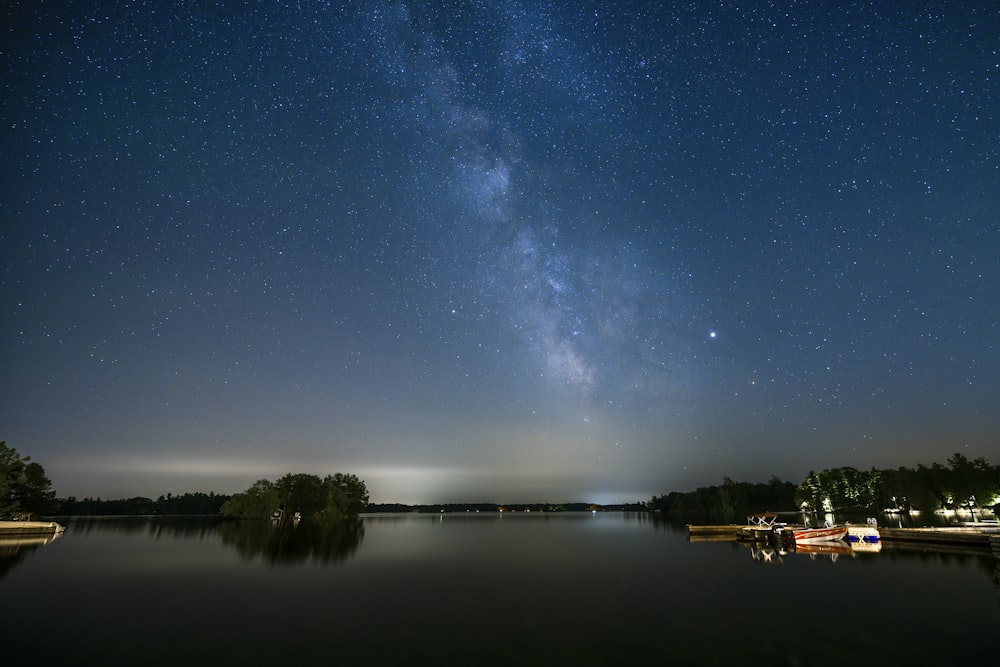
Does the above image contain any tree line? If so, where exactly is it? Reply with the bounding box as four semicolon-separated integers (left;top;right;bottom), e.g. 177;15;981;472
2;441;371;521
57;492;231;516
649;453;1000;520
649;477;797;523
795;453;999;514
6;440;997;522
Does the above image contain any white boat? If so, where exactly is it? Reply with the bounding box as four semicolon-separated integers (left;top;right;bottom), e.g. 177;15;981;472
846;524;881;543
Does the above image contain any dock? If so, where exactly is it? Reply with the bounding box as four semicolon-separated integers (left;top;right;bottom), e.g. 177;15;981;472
687;524;745;537
0;520;66;537
688;523;1000;549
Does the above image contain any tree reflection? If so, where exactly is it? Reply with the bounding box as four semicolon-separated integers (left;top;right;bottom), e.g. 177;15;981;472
219;517;364;566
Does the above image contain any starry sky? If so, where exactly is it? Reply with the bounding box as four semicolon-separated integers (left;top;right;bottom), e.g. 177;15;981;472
3;1;998;504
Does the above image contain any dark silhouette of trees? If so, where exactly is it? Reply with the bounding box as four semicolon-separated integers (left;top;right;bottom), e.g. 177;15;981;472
651;454;1000;518
218;479;280;519
649;476;797;521
793;454;999;514
325;472;369;515
0;441;57;518
795;467;880;512
276;473;327;517
941;453;996;510
221;472;369;520
56;492;230;516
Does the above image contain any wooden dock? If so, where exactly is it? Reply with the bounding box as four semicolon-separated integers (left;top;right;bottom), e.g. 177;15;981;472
687;524;742;537
688;523;1000;549
0;520;65;537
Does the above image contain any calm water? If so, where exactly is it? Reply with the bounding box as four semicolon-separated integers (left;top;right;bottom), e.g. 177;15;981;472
2;513;997;665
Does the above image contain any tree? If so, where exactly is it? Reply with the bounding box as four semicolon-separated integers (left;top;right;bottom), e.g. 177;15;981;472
0;443;20;517
943;453;998;509
220;479;280;519
795;471;824;512
324;473;370;517
0;441;57;518
276;473;327;517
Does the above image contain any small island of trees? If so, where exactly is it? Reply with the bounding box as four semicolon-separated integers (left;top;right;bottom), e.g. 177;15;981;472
220;472;370;520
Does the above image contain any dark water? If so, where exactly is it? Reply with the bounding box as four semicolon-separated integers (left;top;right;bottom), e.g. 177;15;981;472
2;514;997;666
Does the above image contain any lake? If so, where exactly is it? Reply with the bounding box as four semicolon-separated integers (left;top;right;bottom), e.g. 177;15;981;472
2;513;997;665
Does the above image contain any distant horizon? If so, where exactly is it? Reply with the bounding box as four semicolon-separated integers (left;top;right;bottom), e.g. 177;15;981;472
43;447;995;506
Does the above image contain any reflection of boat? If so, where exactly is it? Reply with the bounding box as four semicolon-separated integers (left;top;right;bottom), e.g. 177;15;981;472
792;525;848;543
849;540;882;554
748;545;787;564
796;541;854;562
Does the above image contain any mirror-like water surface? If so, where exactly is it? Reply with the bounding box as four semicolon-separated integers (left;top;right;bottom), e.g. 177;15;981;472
2;514;996;665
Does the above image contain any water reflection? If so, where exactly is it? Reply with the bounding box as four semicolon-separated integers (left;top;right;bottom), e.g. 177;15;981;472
66;515;223;539
0;531;63;581
51;516;366;568
219;517;364;566
737;536;872;565
3;512;996;663
880;541;1000;587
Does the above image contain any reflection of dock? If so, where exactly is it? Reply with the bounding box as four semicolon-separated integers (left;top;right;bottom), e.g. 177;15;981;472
0;522;64;556
687;524;742;538
879;526;999;549
687;532;739;542
0;532;63;550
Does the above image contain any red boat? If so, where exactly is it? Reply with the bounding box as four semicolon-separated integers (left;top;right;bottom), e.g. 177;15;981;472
791;525;848;543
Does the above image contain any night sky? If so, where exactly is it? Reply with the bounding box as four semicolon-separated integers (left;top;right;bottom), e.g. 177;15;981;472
3;1;998;504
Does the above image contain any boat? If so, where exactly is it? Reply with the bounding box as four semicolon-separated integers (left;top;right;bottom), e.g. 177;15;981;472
846;524;881;543
792;524;848;543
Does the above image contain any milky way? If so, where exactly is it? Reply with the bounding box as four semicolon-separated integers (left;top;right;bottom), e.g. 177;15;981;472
2;1;998;502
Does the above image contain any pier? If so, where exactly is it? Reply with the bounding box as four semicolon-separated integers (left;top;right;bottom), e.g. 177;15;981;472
0;520;65;537
688;523;1000;549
